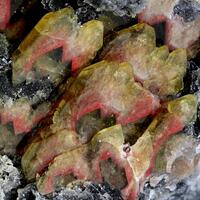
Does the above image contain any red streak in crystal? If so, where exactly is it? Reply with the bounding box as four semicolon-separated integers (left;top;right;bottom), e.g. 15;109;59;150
42;167;87;194
0;0;10;30
92;148;137;200
144;115;183;178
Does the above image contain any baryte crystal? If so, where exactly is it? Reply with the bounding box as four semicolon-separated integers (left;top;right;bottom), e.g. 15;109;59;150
0;97;51;134
0;67;59;154
138;0;200;58
34;94;196;200
22;129;79;181
100;23;187;97
12;7;103;84
36;125;137;199
22;60;159;181
128;94;197;183
56;61;159;128
0;8;104;153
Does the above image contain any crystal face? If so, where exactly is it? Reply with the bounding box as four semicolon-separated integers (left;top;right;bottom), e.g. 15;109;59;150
12;7;103;84
100;23;187;97
22;60;159;181
35;95;197;199
0;8;104;154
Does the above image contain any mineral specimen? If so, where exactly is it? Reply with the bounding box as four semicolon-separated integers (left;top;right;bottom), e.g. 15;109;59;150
0;8;104;154
100;23;187;97
22;60;159;181
35;94;197;199
0;1;198;199
138;0;200;58
126;94;197;191
0;34;54;153
2;4;196;198
36;125;136;199
12;7;103;85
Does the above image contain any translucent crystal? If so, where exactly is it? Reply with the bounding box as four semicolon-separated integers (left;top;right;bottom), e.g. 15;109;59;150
36;125;136;199
128;94;197;182
12;7;103;84
141;133;200;200
0;97;51;134
22;61;159;181
34;95;197;199
100;23;187;97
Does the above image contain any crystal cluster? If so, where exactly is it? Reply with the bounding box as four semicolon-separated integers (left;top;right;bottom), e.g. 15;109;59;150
12;7;103;84
0;3;199;200
20;10;197;199
34;95;197;199
0;7;103;154
22;60;159;181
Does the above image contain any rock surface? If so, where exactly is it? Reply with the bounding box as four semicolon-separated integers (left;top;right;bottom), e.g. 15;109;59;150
140;133;200;200
0;155;21;200
17;182;122;200
84;0;147;17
